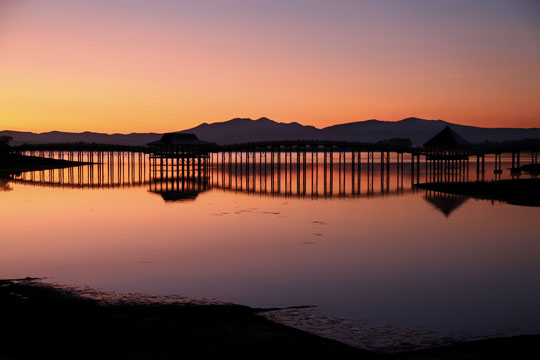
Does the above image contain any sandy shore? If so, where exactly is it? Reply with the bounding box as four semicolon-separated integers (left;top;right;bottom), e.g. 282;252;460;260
0;279;370;359
1;279;538;359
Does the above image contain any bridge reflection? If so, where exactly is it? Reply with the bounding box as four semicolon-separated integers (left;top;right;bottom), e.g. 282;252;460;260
8;151;525;200
12;152;150;189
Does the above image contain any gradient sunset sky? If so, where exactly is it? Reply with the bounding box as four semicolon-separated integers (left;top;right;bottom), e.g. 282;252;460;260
1;0;539;133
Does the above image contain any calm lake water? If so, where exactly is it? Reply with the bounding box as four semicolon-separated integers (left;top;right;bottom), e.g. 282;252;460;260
1;153;539;350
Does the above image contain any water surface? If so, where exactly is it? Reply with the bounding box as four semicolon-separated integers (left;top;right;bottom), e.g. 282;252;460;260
1;153;539;350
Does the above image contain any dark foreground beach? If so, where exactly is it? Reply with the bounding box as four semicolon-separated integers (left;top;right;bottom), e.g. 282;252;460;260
1;279;538;359
0;279;368;359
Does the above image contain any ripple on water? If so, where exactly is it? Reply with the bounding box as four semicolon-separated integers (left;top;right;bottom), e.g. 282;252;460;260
261;307;511;353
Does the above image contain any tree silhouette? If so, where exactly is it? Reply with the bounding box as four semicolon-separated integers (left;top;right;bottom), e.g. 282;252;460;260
0;136;13;157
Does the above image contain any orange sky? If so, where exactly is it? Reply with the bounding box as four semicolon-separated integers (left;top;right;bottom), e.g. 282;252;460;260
1;0;539;133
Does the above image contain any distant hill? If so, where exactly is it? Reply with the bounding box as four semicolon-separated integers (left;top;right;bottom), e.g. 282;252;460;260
0;130;162;146
178;117;321;144
180;117;540;146
2;117;540;146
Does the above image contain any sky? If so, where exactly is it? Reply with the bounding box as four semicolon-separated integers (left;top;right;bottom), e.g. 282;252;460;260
0;0;539;133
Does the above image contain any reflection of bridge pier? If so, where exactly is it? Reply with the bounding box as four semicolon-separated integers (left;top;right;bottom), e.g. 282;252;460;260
14;151;150;188
511;151;520;170
209;149;413;198
147;134;212;199
12;130;540;199
11;146;539;201
207;145;423;198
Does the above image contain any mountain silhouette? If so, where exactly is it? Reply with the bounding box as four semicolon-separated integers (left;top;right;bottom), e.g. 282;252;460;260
176;117;540;145
179;117;321;144
3;117;540;146
0;130;163;146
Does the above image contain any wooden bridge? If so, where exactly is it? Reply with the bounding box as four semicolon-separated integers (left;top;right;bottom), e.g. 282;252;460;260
12;128;540;187
10;152;421;199
14;137;540;169
9;127;539;207
9;148;532;202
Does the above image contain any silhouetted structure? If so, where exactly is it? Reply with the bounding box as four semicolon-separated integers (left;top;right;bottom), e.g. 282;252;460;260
11;127;540;188
417;126;472;181
152;189;203;202
424;191;469;218
147;133;213;147
147;133;213;162
423;126;470;149
422;125;470;160
0;136;12;156
147;133;214;185
11;152;415;199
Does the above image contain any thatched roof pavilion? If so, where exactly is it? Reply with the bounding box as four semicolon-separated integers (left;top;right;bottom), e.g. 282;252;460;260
147;133;214;160
147;133;213;146
423;126;470;149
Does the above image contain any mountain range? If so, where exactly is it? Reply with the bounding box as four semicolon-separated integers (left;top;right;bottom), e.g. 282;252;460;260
2;117;540;146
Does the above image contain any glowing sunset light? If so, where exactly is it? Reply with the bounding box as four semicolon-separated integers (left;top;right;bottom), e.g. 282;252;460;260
0;0;539;133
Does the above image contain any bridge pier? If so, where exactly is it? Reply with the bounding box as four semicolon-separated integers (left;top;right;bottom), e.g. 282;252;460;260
17;140;540;196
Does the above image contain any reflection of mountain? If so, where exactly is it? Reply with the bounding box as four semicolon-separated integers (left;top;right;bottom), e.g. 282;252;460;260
424;191;469;217
4;117;540;146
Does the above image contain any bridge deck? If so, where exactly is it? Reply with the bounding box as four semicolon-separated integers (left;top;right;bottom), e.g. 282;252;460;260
14;138;540;156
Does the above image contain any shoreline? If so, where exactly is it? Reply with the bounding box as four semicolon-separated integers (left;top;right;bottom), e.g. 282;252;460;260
0;278;369;359
1;279;538;359
415;178;540;207
0;154;92;176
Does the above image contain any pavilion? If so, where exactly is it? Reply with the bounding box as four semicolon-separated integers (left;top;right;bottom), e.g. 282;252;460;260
147;133;214;158
423;125;471;160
